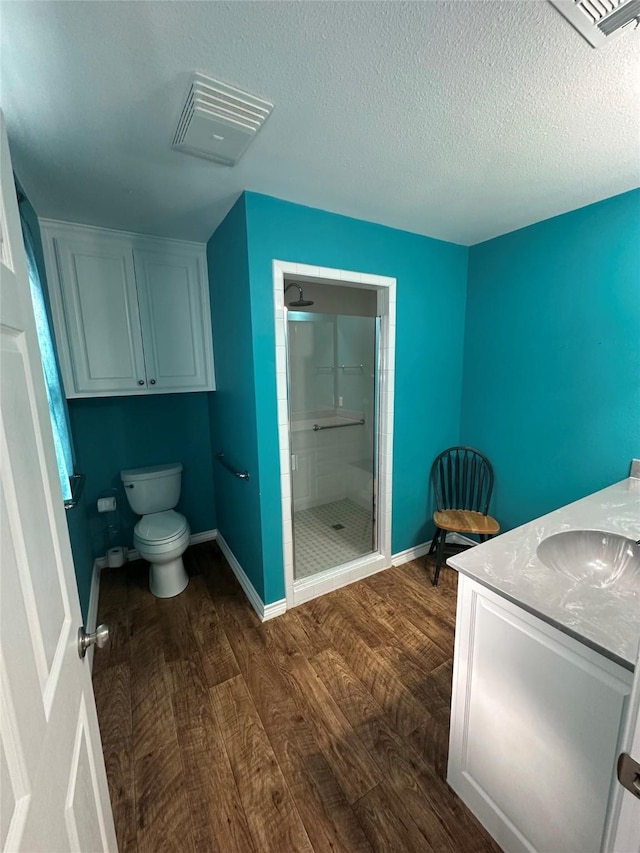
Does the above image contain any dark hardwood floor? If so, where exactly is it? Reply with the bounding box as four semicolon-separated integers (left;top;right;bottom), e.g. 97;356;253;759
92;542;501;853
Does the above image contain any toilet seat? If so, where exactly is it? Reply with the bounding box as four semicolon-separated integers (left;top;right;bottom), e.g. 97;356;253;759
134;510;188;545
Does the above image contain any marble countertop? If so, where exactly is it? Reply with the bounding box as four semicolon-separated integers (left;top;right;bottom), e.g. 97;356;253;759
447;478;640;670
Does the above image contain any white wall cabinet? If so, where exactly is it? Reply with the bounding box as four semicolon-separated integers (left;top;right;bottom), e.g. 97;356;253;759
448;575;633;853
40;220;215;397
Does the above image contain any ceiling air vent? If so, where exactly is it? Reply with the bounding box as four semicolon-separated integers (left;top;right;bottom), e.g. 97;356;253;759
549;0;640;47
172;73;273;166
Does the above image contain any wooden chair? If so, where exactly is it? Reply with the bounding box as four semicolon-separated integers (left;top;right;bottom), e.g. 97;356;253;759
428;446;499;586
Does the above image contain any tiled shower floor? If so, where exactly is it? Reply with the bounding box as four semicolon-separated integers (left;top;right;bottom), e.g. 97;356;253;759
293;498;374;580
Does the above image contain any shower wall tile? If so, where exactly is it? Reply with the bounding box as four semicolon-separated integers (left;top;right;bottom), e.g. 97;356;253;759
280;472;291;500
275;345;287;376
277;396;289;425
295;263;320;278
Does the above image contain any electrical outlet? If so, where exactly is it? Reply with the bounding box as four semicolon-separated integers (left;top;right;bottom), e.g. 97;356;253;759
338;396;344;407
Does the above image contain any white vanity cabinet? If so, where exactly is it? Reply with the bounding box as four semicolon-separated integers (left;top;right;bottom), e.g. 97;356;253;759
40;220;215;397
448;575;633;853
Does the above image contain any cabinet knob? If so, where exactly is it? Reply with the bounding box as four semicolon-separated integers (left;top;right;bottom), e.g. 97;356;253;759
150;379;156;385
138;379;145;386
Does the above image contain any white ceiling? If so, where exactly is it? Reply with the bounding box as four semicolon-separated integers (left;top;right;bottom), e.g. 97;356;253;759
1;1;638;246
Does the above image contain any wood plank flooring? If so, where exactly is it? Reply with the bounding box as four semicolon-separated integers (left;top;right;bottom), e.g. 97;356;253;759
92;542;501;853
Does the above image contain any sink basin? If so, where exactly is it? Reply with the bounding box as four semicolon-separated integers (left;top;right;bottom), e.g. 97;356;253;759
536;530;640;590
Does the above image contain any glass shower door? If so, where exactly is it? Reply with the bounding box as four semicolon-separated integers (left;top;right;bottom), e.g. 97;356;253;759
287;311;378;580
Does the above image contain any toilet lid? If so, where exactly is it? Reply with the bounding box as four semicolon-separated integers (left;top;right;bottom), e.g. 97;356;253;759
135;510;188;544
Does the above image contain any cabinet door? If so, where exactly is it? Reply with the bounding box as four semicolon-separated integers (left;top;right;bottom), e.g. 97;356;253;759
53;235;147;394
448;576;632;853
133;248;214;392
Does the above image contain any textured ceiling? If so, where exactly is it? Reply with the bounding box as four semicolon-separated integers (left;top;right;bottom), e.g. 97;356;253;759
1;1;638;245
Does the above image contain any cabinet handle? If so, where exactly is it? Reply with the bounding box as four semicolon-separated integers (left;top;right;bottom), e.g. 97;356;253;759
138;379;145;386
150;379;156;385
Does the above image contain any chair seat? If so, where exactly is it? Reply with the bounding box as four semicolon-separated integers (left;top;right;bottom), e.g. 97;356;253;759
433;509;500;536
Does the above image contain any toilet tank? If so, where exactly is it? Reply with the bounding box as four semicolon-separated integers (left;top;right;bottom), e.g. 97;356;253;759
120;462;183;515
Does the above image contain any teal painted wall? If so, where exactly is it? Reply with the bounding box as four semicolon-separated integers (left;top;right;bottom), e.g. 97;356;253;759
16;179;95;618
461;189;640;532
243;192;469;603
68;393;216;558
207;195;266;599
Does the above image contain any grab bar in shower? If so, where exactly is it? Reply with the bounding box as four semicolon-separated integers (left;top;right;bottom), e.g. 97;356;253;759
315;364;364;372
312;418;365;432
216;453;250;480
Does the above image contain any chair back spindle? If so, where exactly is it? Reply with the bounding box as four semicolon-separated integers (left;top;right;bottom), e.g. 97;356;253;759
431;446;494;516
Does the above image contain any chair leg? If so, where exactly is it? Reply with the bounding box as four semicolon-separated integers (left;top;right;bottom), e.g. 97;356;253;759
433;530;446;586
428;527;441;556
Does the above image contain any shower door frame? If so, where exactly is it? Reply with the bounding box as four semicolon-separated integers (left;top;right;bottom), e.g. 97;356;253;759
272;261;396;608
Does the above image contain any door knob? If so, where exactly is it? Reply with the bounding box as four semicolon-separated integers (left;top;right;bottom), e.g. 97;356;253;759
77;624;110;659
138;379;145;386
617;752;640;799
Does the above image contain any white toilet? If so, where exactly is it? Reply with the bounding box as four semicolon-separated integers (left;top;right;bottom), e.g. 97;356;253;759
120;462;191;598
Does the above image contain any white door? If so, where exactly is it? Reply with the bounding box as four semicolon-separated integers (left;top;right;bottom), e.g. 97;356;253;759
607;641;640;853
0;113;117;851
52;232;147;395
133;246;212;391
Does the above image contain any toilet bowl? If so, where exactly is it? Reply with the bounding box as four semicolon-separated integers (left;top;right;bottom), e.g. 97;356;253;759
121;462;191;598
134;509;191;598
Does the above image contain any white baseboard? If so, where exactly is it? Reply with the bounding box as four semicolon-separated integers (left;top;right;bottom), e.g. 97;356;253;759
391;533;478;568
189;528;219;546
86;559;102;672
216;532;286;622
392;540;433;566
262;599;288;620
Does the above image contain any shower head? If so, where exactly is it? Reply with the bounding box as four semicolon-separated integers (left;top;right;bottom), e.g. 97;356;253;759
285;282;314;307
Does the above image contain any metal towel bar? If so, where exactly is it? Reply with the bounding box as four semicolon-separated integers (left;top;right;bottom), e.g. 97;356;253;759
64;473;85;510
216;453;250;480
312;419;365;432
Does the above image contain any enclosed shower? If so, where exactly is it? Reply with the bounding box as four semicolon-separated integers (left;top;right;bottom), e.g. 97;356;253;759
286;281;379;580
